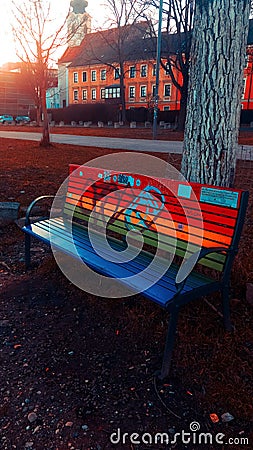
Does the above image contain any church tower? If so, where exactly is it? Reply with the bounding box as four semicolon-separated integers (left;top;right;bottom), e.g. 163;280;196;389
67;0;91;47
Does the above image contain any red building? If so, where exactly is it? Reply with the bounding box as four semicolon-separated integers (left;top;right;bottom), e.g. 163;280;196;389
59;19;253;115
59;23;182;112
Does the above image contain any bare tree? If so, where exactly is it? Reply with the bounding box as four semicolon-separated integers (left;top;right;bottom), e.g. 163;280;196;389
89;0;152;122
148;0;193;131
181;0;250;186
11;0;83;147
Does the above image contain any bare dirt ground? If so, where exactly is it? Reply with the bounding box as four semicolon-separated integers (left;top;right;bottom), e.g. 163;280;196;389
0;130;253;450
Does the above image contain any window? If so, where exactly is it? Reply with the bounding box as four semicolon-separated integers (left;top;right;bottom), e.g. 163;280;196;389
129;86;135;98
100;88;105;99
140;85;147;97
100;69;106;81
129;66;136;78
164;106;170;111
91;88;96;100
165;62;170;75
114;68;120;79
242;78;246;98
152;64;156;76
82;71;87;82
141;65;147;77
152;85;156;97
82;89;87;100
73;72;78;83
104;87;121;99
91;70;96;82
164;84;171;97
73;90;78;101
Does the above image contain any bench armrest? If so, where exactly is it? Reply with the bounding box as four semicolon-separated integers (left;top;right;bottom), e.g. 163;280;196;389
25;195;55;227
175;246;233;294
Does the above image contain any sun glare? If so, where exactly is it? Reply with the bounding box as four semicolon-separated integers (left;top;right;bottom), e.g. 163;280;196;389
0;2;17;66
0;0;111;67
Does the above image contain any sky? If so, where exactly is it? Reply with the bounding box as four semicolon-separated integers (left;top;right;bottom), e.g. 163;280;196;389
0;0;106;66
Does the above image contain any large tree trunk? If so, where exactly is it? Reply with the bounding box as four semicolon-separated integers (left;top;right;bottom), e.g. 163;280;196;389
181;0;250;186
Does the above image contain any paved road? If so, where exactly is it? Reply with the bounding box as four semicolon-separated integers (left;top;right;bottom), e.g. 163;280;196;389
0;130;183;153
0;130;252;159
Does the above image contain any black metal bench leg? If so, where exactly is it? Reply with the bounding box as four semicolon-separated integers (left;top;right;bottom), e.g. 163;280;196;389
158;305;180;380
25;234;31;269
222;285;232;332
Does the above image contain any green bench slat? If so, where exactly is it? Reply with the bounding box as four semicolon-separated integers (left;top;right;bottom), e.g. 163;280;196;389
63;203;226;271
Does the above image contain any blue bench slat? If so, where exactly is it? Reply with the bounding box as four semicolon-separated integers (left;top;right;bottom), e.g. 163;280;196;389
23;218;215;308
42;217;211;291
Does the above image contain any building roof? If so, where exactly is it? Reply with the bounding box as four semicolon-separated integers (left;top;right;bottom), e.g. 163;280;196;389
58;45;81;64
60;18;253;67
68;22;158;67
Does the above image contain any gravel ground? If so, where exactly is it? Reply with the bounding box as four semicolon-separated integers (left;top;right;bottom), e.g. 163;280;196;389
0;135;252;449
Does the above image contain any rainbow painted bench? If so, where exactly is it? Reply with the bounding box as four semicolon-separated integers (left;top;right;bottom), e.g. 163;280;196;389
22;165;248;379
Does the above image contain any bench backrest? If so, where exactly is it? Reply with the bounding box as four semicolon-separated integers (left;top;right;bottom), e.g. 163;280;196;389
63;165;248;274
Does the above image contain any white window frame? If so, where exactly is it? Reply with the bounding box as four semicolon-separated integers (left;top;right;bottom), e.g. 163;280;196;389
242;78;246;98
140;85;147;98
100;69;106;81
91;88;96;100
141;64;147;77
73;90;78;101
82;89;87;100
100;88;105;99
165;62;170;75
129;66;136;78
82;71;87;82
164;84;171;97
91;70;97;82
129;86;135;98
73;72;78;83
114;67;120;80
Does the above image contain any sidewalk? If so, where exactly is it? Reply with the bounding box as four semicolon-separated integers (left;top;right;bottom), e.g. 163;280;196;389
0;130;252;159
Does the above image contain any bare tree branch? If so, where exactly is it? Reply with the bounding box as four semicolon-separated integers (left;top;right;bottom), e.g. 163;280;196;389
148;0;193;130
11;0;89;146
85;0;152;122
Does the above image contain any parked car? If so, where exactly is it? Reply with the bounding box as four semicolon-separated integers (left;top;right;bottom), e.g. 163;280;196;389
15;115;31;124
0;114;15;124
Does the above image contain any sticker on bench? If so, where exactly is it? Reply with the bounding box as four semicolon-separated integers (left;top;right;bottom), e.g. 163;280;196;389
200;187;239;208
117;174;135;187
177;184;192;199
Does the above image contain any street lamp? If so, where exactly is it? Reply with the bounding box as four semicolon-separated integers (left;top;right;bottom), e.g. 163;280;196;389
152;0;164;140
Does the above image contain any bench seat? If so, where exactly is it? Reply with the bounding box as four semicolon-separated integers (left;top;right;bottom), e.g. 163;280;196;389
24;217;219;309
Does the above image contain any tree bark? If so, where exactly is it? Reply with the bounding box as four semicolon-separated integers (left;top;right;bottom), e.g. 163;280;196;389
181;0;250;186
